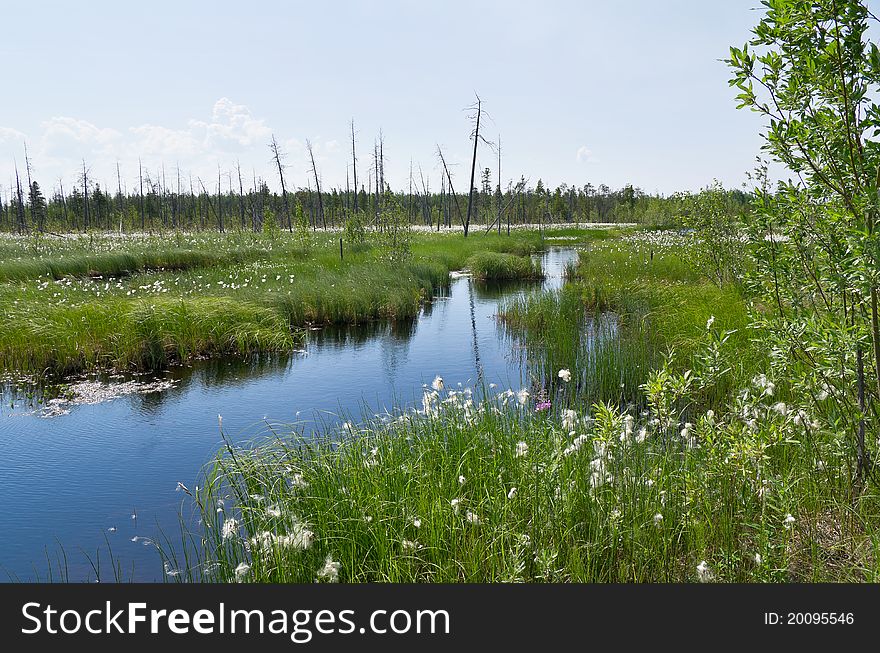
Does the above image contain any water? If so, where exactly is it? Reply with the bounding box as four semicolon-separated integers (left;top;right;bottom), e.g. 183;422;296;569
0;248;578;581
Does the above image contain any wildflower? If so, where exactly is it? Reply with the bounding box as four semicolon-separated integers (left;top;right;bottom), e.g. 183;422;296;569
402;539;420;551
706;315;715;330
610;509;622;521
412;518;422;529
450;498;462;514
290;473;308;489
515;441;529;457
771;402;788;416
784;513;795;529
316;556;341;582
561;409;578;431
431;375;444;391
516;389;530;405
705;409;715;424
635;427;648;443
535;400;552;412
458;474;466;485
558;368;572;383
754;553;763;565
507;487;518;500
267;505;281;518
234;562;251;581
221;518;239;541
696;560;712;583
653;513;663;527
163;562;181;577
563;434;590;456
465;510;481;525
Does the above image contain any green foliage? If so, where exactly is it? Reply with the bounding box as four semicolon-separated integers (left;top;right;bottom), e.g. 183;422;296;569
727;0;880;475
678;181;745;287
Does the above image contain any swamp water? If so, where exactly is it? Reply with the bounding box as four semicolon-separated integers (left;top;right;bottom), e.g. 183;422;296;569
0;247;610;580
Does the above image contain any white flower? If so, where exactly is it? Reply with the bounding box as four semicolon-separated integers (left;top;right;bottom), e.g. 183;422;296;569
561;409;578;431
784;513;795;529
696;560;712;582
450;498;462;514
635;427;648;443
754;553;763;565
290;473;308;489
412;518;422;529
221;518;239;541
267;505;281;518
558;368;572;383
458;475;466;485
706;315;715;330
507;487;518;500
317;556;341;582
653;513;663;527
402;539;420;551
515;441;529;457
465;510;480;525
431;375;444;391
234;562;251;581
772;402;788;416
516;389;530;405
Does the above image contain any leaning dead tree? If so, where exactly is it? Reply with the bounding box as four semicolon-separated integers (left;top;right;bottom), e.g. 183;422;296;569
306;139;326;229
269;134;292;232
436;145;465;230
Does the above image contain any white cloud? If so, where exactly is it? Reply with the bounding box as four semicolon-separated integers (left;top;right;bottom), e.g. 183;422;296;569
576;145;598;164
189;97;272;150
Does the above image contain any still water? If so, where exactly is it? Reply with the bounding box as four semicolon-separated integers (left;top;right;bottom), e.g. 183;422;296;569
0;248;578;581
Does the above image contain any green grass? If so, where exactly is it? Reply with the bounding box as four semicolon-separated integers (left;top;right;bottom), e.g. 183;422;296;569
0;230;553;377
500;230;759;410
467;251;543;282
164;384;880;583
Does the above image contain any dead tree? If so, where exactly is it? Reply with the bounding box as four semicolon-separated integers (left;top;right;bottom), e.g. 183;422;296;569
464;94;483;238
306;139;326;229
236;161;246;229
269;134;292;232
138;159;146;231
436;145;465;230
117;162;125;232
350;120;358;214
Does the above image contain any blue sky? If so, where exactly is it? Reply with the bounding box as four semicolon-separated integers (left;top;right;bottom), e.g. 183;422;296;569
0;1;791;197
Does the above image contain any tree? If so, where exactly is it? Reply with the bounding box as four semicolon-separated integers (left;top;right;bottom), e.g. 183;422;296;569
727;0;880;477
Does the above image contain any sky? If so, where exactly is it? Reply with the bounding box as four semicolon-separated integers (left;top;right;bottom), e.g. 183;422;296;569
0;0;805;198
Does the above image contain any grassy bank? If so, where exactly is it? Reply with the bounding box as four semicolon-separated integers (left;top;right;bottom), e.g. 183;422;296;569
166;380;879;583
500;230;757;409
0;230;552;377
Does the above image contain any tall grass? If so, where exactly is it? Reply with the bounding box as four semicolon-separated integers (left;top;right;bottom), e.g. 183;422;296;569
164;382;880;583
466;252;543;282
0;231;554;376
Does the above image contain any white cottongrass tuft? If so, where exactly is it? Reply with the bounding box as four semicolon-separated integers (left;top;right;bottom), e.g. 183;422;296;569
561;409;578;431
458;474;466;485
431;375;444;391
465;510;481;525
507;487;518;500
316;556;340;583
783;513;796;529
696;560;712;582
234;562;251;582
516;389;530;405
515;441;529;457
450;498;462;514
706;315;715;330
221;518;240;541
558;368;572;383
653;513;664;527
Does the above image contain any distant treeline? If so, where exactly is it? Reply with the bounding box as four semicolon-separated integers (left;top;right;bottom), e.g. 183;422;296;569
0;173;754;235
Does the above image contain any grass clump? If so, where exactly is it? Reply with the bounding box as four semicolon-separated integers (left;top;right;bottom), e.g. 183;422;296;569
467;251;543;282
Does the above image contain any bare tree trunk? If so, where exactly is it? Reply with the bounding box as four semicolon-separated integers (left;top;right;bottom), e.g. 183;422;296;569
138;160;145;231
350;120;358;214
437;145;465;230
269;134;292;232
306;140;326;229
117;162;125;233
237;161;246;230
464;94;482;238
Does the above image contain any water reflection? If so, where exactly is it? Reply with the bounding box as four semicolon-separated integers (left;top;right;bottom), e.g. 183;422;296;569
0;247;584;581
